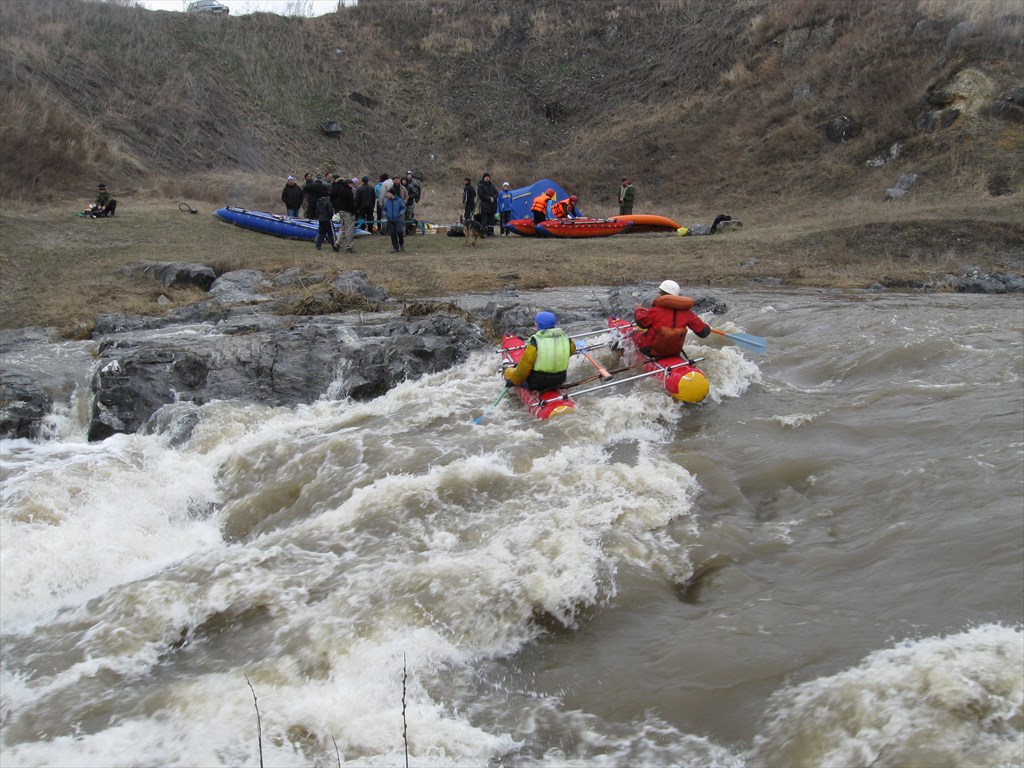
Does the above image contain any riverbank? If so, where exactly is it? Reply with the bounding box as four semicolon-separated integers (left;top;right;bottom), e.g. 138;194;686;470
1;193;1021;334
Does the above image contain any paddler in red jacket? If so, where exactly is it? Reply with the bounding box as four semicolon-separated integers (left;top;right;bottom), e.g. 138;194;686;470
503;311;577;391
530;189;556;224
633;280;711;358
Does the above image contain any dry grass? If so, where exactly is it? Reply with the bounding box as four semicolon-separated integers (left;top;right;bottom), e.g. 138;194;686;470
0;0;1021;332
1;193;1020;333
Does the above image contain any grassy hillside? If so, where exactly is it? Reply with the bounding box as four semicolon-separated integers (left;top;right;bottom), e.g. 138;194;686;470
1;0;1021;216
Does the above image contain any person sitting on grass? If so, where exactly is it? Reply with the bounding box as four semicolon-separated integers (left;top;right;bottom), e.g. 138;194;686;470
86;183;117;218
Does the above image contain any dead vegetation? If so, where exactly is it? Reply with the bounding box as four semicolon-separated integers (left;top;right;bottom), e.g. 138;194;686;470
0;0;1020;330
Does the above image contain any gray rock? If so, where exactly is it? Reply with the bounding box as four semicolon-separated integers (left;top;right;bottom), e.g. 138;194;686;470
885;172;920;200
126;261;217;291
209;269;270;304
86;312;488;441
330;270;389;303
0;369;53;439
946;21;980;49
821;115;862;143
866;142;903;167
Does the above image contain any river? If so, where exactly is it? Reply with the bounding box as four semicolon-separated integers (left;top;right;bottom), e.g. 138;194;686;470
1;287;1022;767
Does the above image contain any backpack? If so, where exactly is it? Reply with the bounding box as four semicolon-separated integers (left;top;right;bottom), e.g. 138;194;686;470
649;326;687;357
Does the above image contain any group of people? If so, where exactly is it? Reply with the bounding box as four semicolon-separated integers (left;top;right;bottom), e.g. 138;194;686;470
503;279;709;391
460;176;585;236
281;170;424;253
528;188;580;225
462;173;508;236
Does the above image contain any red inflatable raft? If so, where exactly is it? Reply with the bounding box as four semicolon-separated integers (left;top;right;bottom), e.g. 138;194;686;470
500;333;575;419
506;219;538;236
608;318;709;403
536;218;632;238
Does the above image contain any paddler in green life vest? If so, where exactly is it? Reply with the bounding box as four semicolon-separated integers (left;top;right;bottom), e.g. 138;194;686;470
503;311;577;391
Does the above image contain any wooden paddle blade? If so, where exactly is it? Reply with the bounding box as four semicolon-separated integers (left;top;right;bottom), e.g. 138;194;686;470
711;328;767;354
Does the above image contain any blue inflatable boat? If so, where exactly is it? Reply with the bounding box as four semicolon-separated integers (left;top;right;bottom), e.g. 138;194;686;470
215;207;343;241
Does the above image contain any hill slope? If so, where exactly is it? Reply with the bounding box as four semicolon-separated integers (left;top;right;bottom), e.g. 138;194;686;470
1;0;1022;215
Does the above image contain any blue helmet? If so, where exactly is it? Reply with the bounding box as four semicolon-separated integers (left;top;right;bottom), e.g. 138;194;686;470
535;311;557;330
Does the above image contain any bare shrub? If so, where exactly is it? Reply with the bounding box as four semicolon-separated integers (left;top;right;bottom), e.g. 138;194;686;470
279;289;383;317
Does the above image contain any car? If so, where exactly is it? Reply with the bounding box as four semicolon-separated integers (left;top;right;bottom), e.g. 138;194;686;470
186;0;229;15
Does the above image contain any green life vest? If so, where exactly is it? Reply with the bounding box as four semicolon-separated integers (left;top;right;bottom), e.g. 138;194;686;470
532;329;571;373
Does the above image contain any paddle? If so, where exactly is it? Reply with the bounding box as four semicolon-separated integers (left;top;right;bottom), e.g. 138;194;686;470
472;386;511;424
563;363;640;390
710;328;767;354
570;363;692;398
578;346;613;379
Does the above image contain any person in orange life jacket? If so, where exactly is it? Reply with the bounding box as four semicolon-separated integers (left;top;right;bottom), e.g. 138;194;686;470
530;188;556;224
550;195;579;219
633;279;711;358
503;311;577;391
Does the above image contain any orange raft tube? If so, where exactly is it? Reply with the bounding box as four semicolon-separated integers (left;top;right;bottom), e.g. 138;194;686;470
608;317;709;403
607;214;682;232
500;333;575;419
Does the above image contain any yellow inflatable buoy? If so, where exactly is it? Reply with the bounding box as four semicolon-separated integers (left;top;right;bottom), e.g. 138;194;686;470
676;226;689;236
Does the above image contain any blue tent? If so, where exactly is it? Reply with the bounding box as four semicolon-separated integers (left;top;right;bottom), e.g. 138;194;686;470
507;178;580;220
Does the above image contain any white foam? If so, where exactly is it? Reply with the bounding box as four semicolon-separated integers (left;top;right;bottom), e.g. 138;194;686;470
748;623;1024;767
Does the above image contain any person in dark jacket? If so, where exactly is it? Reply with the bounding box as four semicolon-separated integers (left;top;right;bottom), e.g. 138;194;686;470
331;177;359;252
281;176;303;217
476;173;499;236
89;183;117;217
313;194;339;252
304;174;329;219
355;176;376;232
462;177;476;225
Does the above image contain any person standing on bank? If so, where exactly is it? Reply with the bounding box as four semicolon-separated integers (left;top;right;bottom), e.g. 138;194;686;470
331;177;359;252
314;193;339;252
383;188;406;252
281;176;303;217
497;181;513;235
462;177;476;224
502;311;577;391
356;176;375;232
618;177;636;215
476;172;499;236
633;279;711;358
530;188;555;224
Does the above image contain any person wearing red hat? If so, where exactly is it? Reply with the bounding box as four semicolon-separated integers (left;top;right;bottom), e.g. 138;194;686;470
503;311;577;391
530;188;556;224
618;177;635;215
550;194;579;220
633;280;711;358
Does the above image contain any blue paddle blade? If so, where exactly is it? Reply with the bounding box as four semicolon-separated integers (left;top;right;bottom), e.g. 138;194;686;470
725;331;767;354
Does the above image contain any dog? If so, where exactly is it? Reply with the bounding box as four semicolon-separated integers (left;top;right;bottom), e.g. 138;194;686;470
463;218;485;246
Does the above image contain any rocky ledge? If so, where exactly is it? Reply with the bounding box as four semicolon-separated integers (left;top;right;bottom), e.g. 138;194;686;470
1;265;692;442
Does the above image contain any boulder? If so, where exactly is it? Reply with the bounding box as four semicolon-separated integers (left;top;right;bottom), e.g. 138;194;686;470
0;369;53;439
884;172;920;200
125;261;217;291
86;311;488;441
